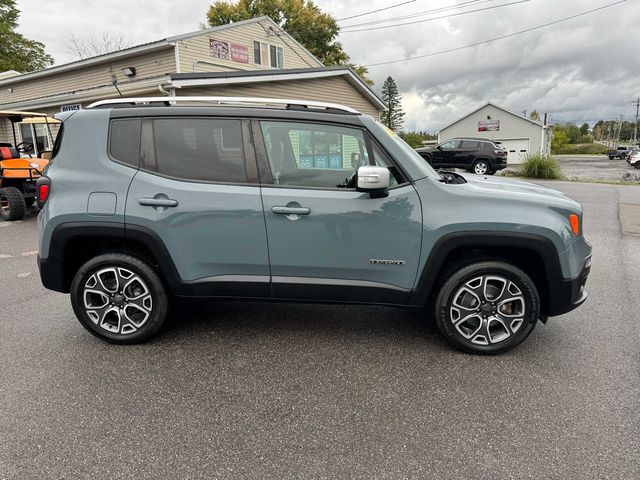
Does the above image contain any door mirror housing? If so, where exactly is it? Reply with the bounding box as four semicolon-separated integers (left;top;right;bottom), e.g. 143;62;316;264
357;166;390;198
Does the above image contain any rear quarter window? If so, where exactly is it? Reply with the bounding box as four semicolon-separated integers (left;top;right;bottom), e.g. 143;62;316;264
109;118;141;167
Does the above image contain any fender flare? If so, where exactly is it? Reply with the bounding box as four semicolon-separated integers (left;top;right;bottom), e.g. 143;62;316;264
40;221;181;293
407;231;563;306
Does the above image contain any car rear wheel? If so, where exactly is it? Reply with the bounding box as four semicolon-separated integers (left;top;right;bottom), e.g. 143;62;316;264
472;160;490;175
635;162;640;169
0;187;26;221
70;253;169;344
434;261;540;354
609;155;614;160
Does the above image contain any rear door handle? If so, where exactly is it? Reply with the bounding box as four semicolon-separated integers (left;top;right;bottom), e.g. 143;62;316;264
271;206;310;215
139;197;178;207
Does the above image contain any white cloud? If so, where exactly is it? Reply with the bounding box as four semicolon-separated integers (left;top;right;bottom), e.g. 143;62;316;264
15;0;640;130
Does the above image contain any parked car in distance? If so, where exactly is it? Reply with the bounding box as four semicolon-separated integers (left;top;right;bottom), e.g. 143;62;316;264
37;97;591;355
416;138;508;175
607;146;631;160
627;149;640;168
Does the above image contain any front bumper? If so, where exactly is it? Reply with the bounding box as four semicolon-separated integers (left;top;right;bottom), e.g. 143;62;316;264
545;254;591;316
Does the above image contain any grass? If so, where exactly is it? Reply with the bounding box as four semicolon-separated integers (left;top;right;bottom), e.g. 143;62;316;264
519;154;563;180
552;143;609;155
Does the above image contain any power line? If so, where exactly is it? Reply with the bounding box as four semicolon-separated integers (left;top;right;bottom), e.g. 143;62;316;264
367;0;627;67
337;0;416;22
341;0;493;29
341;0;528;33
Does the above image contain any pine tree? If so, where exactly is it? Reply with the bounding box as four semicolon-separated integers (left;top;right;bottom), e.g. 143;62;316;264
380;76;405;132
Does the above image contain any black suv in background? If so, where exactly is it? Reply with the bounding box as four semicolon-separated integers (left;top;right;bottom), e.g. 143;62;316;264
416;138;508;175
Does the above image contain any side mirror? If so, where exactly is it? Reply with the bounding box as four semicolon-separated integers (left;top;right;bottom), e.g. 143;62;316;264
357;166;390;198
436;145;442;150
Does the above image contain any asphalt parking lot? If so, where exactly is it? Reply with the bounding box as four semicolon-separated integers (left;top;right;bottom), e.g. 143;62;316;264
1;181;639;479
555;155;636;181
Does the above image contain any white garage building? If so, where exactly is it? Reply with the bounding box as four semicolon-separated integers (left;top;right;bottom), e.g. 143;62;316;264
437;102;551;164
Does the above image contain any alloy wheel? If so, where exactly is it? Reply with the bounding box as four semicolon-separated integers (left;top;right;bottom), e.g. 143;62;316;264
474;162;489;175
83;267;153;335
449;275;526;345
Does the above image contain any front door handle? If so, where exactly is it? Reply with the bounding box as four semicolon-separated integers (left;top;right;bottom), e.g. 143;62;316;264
139;197;178;208
271;206;310;215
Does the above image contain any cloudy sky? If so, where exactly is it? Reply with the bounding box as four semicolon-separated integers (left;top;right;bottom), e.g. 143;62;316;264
15;0;640;131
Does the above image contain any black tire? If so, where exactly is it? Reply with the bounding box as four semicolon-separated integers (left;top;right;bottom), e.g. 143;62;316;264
471;159;490;175
609;156;614;160
635;162;640;169
70;253;169;344
0;187;26;221
434;260;540;355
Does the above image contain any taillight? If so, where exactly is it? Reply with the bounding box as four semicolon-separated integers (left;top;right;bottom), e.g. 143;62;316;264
36;176;50;204
494;149;504;155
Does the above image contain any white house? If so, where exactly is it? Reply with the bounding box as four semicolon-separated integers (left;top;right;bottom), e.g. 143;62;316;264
438;102;551;163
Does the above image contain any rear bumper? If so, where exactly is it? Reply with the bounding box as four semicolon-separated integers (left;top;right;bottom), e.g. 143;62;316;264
493;162;507;171
38;254;67;293
545;255;591;316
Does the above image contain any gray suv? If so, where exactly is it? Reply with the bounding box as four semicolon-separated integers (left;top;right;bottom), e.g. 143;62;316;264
37;97;591;354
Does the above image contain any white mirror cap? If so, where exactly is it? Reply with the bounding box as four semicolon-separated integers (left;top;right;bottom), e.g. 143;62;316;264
357;166;390;190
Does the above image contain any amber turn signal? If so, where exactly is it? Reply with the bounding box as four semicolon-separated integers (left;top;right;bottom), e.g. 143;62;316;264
569;214;579;235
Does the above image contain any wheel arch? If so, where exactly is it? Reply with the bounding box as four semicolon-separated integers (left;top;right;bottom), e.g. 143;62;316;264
409;231;563;315
40;222;181;294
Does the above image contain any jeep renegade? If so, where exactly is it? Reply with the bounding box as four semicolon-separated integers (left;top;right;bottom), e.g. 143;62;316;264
37;97;591;354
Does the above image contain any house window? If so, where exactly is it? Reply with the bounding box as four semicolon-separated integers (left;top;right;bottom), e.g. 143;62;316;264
253;41;284;68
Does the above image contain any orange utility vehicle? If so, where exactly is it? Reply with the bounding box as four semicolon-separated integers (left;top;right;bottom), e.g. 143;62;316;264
0;111;58;221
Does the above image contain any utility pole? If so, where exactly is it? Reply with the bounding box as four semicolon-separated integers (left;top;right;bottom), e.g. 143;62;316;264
631;98;640;145
615;115;623;147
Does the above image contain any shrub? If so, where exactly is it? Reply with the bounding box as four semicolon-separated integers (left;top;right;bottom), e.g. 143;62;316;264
554;143;608;155
577;135;594;144
519;154;562;179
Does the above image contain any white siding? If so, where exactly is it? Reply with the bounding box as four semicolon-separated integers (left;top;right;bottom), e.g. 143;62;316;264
439;104;545;163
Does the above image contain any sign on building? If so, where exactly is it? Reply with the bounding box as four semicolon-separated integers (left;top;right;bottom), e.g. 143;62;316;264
209;39;230;60
60;104;82;113
478;119;500;132
230;44;249;63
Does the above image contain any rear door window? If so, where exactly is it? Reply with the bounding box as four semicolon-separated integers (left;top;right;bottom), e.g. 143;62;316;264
151;118;247;183
460;140;480;149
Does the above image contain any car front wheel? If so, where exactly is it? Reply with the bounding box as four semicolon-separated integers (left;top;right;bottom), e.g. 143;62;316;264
434;261;540;354
70;253;168;344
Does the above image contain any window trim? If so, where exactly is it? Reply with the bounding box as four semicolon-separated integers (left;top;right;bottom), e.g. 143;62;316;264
253;40;284;68
139;116;260;186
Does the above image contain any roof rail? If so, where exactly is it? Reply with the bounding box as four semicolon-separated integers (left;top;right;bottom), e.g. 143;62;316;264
85;96;360;114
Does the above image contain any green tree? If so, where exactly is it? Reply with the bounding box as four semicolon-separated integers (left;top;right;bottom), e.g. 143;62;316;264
579;123;589;135
551;129;568;154
380;76;404;132
399;131;424;148
206;0;372;83
529;110;540;121
0;0;53;72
